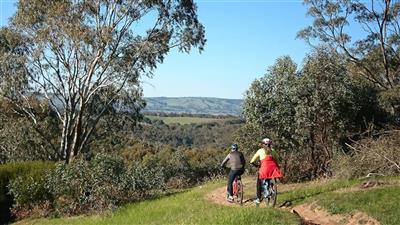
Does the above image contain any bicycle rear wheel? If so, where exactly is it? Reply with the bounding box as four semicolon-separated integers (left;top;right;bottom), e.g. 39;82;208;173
270;179;278;207
236;180;243;205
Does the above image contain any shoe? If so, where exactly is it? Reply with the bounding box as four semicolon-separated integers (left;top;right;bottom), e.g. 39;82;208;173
253;198;261;204
227;196;234;203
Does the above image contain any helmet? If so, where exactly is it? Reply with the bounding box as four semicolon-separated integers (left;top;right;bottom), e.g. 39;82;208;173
230;144;238;151
261;138;272;146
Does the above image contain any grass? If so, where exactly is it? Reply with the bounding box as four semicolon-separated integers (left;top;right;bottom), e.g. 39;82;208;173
17;181;299;225
15;176;400;225
278;179;359;205
146;115;227;125
277;176;400;225
317;186;400;225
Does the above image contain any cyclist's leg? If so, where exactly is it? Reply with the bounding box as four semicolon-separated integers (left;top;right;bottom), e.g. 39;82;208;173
227;169;236;197
256;176;262;200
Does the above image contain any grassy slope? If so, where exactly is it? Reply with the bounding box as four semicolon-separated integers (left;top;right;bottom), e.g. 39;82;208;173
278;177;400;225
19;181;299;225
146;115;226;125
16;177;400;225
317;186;400;225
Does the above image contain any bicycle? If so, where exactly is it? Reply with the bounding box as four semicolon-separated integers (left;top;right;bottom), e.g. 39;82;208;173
259;178;278;207
232;175;244;205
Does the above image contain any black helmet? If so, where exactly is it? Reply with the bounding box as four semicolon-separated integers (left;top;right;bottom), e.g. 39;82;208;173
231;144;238;151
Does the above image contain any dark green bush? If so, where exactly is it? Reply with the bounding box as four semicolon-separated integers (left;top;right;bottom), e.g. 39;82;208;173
46;154;166;216
0;161;54;223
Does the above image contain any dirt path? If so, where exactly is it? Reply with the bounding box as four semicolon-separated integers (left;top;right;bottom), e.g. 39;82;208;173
205;181;381;225
205;185;257;207
292;202;380;225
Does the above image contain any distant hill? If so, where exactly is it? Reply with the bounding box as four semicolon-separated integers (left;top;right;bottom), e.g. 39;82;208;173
143;97;243;116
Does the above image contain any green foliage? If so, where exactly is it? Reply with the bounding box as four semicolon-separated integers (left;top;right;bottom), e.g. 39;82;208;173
0;161;54;201
299;0;400;116
45;154;166;216
122;143;224;189
130;119;243;149
240;49;368;181
0;99;60;164
18;181;299;225
293;49;355;177
0;161;54;223
243;55;298;148
1;0;206;163
9;168;53;207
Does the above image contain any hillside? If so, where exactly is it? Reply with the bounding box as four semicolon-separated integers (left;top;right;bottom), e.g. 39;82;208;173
17;177;400;225
143;97;243;116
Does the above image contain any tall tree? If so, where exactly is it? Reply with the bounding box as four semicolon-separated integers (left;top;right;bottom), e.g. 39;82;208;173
298;0;400;115
243;56;298;141
242;56;298;157
295;48;354;176
0;0;205;163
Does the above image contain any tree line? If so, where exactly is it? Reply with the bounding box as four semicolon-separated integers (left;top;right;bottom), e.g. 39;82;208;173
0;0;400;221
237;0;400;181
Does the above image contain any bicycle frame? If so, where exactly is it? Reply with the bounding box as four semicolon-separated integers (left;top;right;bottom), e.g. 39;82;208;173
232;176;244;205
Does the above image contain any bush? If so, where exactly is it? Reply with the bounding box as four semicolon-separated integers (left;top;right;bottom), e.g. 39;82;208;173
332;131;400;178
46;154;124;215
120;163;166;200
46;154;166;216
0;161;54;223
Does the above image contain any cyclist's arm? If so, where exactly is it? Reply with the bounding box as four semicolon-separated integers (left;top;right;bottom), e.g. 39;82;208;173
220;154;230;167
250;150;260;164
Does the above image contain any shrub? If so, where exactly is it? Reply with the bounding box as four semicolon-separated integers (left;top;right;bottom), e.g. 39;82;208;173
120;163;166;201
47;154;167;216
46;154;124;215
0;161;54;222
332;131;400;178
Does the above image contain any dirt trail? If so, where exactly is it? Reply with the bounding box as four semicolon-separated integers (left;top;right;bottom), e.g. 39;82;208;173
292;202;380;225
205;181;381;225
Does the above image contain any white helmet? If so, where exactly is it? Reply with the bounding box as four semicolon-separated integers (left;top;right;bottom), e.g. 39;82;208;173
261;138;272;145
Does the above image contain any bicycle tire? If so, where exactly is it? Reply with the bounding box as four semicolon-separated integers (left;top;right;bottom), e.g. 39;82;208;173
270;179;278;207
237;180;243;205
264;179;278;207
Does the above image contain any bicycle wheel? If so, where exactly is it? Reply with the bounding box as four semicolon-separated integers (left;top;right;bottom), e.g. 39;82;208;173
265;179;278;207
237;180;243;205
270;179;278;207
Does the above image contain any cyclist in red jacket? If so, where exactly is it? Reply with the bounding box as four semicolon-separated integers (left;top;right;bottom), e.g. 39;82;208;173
250;138;283;204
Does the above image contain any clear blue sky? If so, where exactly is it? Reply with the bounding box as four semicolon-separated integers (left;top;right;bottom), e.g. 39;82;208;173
0;0;311;99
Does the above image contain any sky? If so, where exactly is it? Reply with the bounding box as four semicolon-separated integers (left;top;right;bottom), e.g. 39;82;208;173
0;0;312;99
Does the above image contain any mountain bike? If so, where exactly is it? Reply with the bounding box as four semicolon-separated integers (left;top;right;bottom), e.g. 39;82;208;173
232;175;244;205
259;178;278;207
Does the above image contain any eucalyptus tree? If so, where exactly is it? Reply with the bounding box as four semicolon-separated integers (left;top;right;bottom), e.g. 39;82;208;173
242;56;298;154
298;0;400;115
295;48;355;176
0;0;205;163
